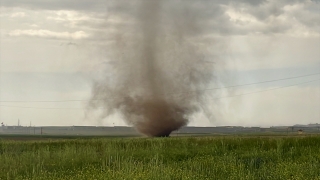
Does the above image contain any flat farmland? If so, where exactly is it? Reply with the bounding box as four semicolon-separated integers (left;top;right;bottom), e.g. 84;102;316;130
0;135;320;180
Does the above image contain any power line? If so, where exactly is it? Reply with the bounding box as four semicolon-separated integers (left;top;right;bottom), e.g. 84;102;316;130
0;72;319;103
0;78;319;110
167;72;320;96
212;78;320;100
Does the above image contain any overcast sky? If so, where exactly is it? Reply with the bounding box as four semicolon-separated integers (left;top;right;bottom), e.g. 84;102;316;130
0;0;319;127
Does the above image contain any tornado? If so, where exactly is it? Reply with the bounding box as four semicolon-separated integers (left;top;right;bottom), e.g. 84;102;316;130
89;0;215;137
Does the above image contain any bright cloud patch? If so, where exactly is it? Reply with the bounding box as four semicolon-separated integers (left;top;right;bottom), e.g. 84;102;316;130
10;12;26;18
8;29;89;39
223;0;320;37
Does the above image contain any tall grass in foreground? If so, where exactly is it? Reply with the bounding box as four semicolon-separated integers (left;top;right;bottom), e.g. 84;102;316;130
0;136;320;180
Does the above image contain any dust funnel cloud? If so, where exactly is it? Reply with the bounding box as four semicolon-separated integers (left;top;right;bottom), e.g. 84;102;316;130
89;0;216;137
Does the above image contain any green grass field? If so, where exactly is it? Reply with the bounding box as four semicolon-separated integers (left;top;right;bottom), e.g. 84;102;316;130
0;135;320;180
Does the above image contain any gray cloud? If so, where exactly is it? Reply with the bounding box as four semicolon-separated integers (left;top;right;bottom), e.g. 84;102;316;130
2;0;319;37
1;0;266;11
1;0;107;11
228;0;319;33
